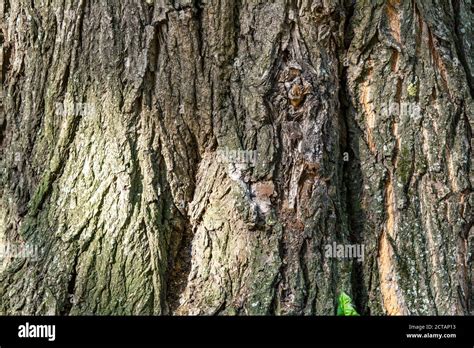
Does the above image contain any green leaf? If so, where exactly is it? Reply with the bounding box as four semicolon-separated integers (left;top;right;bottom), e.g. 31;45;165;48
337;291;359;316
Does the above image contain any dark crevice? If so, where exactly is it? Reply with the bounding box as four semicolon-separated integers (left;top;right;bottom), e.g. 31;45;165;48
341;100;368;314
60;251;79;315
468;226;474;314
299;238;310;312
166;219;194;314
193;0;205;72
0;38;9;146
59;62;71;98
4;0;10;14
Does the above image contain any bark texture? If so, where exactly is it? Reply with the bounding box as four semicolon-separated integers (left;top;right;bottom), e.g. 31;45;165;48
0;0;472;315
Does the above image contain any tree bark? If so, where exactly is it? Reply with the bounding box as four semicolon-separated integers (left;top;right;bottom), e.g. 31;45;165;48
0;0;472;315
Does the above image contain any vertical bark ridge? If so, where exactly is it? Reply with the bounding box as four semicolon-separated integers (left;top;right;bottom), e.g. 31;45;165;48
0;0;472;315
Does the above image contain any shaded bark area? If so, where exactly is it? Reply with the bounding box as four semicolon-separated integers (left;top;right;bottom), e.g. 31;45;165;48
0;0;472;315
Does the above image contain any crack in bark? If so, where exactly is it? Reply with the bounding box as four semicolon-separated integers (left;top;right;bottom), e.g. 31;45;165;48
0;0;472;316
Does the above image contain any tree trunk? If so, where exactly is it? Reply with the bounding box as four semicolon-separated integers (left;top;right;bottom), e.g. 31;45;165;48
0;0;472;315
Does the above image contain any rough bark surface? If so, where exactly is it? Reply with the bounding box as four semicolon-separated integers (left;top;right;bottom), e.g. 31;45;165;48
0;0;472;315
